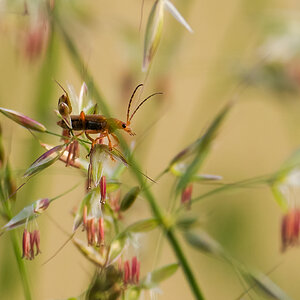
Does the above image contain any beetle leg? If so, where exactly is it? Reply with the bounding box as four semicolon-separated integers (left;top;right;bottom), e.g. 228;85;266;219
85;132;94;143
91;133;104;145
106;133;113;151
93;133;115;160
111;133;119;148
75;131;84;137
102;132;115;161
85;132;96;157
62;129;70;143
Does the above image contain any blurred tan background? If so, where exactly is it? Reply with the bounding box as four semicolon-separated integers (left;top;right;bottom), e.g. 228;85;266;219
1;0;300;299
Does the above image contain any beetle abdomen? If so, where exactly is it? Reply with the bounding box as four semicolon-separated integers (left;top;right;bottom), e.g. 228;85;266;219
85;120;107;131
57;115;107;133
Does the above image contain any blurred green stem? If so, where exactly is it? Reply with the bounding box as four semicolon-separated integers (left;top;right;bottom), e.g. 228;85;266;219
188;174;271;208
54;14;205;300
45;130;92;145
141;184;205;300
2;203;32;300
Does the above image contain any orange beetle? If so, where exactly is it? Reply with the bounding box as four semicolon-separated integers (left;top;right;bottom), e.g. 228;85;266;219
56;83;162;149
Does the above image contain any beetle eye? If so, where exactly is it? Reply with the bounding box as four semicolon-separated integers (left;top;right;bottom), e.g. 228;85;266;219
122;123;126;128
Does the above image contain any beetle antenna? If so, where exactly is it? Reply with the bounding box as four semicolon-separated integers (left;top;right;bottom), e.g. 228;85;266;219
129;92;163;122
54;79;68;96
127;84;143;125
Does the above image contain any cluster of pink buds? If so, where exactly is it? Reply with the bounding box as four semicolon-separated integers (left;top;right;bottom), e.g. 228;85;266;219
83;206;105;247
22;229;41;260
120;256;140;286
281;209;300;252
181;184;193;209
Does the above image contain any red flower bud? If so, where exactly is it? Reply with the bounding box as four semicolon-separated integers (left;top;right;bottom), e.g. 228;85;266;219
30;231;35;259
33;230;41;256
87;218;96;246
98;217;105;246
181;184;193;209
124;260;130;285
22;229;41;260
122;257;141;285
100;176;106;204
131;256;137;283
281;209;300;252
22;229;31;260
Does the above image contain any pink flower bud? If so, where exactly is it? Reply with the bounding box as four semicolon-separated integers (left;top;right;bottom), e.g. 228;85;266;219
124;260;130;285
281;209;300;252
87;219;96;246
122;257;141;285
30;231;35;259
34;198;50;213
131;256;137;282
98;217;105;246
181;184;193;209
33;230;41;256
0;107;46;132
22;229;31;260
21;228;42;260
100;176;106;204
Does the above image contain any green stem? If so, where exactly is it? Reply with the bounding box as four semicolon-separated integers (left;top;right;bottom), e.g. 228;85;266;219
49;182;81;203
44;130;91;145
55;16;204;300
166;228;203;299
133;165;205;300
151;200;204;299
188;175;270;208
3;203;32;300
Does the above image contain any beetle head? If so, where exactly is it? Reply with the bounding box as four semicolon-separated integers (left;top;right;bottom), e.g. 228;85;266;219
108;119;135;136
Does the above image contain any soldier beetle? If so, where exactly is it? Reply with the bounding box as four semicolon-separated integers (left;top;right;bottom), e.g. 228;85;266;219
56;82;162;150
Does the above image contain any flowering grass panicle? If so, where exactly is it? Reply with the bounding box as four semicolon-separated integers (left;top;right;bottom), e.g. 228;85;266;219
1;1;299;300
